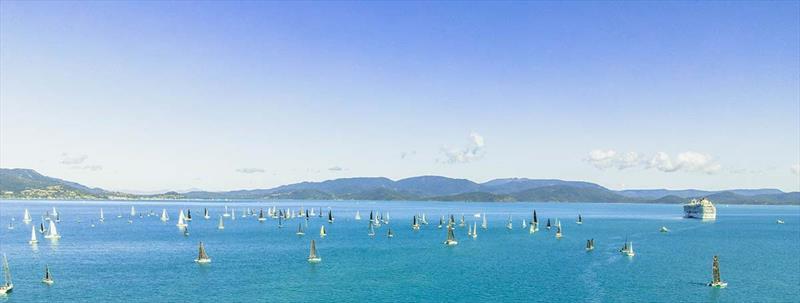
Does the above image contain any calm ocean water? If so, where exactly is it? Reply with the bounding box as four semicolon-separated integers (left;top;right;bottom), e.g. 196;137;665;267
0;200;798;302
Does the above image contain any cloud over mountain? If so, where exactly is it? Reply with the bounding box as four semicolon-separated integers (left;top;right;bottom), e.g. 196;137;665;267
440;132;485;164
588;150;721;174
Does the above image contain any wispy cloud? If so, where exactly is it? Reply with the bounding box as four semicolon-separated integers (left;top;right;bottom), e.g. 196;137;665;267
60;153;88;165
236;168;265;174
400;151;416;159
440;132;486;164
792;164;800;175
328;166;344;171
587;149;721;174
71;165;103;171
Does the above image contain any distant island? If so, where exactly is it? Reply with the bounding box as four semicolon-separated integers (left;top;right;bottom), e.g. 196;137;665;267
0;168;797;205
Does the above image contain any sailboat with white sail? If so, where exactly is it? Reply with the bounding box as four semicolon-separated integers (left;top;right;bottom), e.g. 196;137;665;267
130;206;136;217
482;214;488;230
420;213;428;225
307;240;321;263
586;239;595;251
368;223;376;237
297;223;305;236
44;221;60;239
217;216;225;230
22;209;31;224
176;210;188;228
223;206;230;217
29;226;38;244
555;220;563;239
194;242;211;263
160;209;169;222
471;222;478;239
41;265;53;285
620;239;635;257
0;254;12;294
530;210;539;233
459;215;466;227
355;211;361;220
506;216;513;230
99;208;105;222
320;225;327;238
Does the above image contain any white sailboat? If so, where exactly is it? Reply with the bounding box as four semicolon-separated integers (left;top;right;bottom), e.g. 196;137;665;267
355;211;361;220
506;216;513;230
44;221;60;239
555;219;563;239
472;222;478;239
22;209;31;224
297;223;305;236
0;254;12;295
28;226;38;244
620;239;635;257
307;240;321;263
368;223;376;237
223;206;230;217
482;214;488;230
99;208;105;222
176;209;188;228
160;209;169;222
130;206;136;217
319;225;327;238
217;215;225;230
194;241;211;263
522;220;527;229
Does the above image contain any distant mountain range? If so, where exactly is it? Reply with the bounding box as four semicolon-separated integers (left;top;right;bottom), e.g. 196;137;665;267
1;168;797;205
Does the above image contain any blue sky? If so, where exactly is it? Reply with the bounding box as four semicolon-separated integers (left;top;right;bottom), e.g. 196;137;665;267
1;1;798;192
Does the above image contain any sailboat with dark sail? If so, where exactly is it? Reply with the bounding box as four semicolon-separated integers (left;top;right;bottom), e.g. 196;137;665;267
708;256;727;288
0;254;12;294
297;223;305;236
194;241;211;263
387;228;394;238
328;210;334;223
203;208;210;220
308;240;321;263
546;219;551;230
41;265;54;285
576;214;583;225
444;226;458;246
412;215;420;230
620;238;635;257
585;239;595;251
555;219;563;239
530;210;539;233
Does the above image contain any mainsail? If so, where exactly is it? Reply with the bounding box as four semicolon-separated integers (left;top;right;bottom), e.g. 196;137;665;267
308;240;321;262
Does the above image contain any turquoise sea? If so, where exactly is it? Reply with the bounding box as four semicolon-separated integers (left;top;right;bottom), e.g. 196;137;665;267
0;200;798;302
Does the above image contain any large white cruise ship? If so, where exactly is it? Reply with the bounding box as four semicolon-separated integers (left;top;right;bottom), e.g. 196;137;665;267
683;197;717;220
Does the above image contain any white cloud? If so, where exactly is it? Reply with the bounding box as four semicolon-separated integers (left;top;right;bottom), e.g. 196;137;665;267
586;149;643;170
236;168;265;174
588;149;721;174
400;150;416;159
71;165;103;171
792;164;800;175
440;132;486;164
328;166;344;171
60;153;88;165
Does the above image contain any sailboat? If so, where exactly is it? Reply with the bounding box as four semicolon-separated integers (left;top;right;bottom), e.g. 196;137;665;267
217;216;225;230
0;254;12;294
319;225;327;238
355;211;361;220
438;216;444;229
231;208;236;221
444;226;458;246
307;240;321;263
420;213;428;225
194;241;211;263
387;228;394;238
481;214;488;230
383;212;390;224
99;208;105;222
297;223;305;236
41;265;53;285
459;215;466;227
22;209;32;224
6;222;13;230
186;209;192;221
555;220;563;239
38;222;46;234
29;226;38;244
176;210;188;228
708;255;727;288
522;220;527;229
258;209;266;222
203;208;210;220
183;226;190;236
546;219;551;230
776;219;785;224
471;222;478;239
412;215;420;230
660;226;670;233
160;209;169;222
506;216;513;230
467;223;473;237
130;206;136;217
44;221;60;239
620;239;635;257
576;214;583;225
223;206;230;217
531;210;539;233
368;222;376;237
327;210;334;223
586;239;595;251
